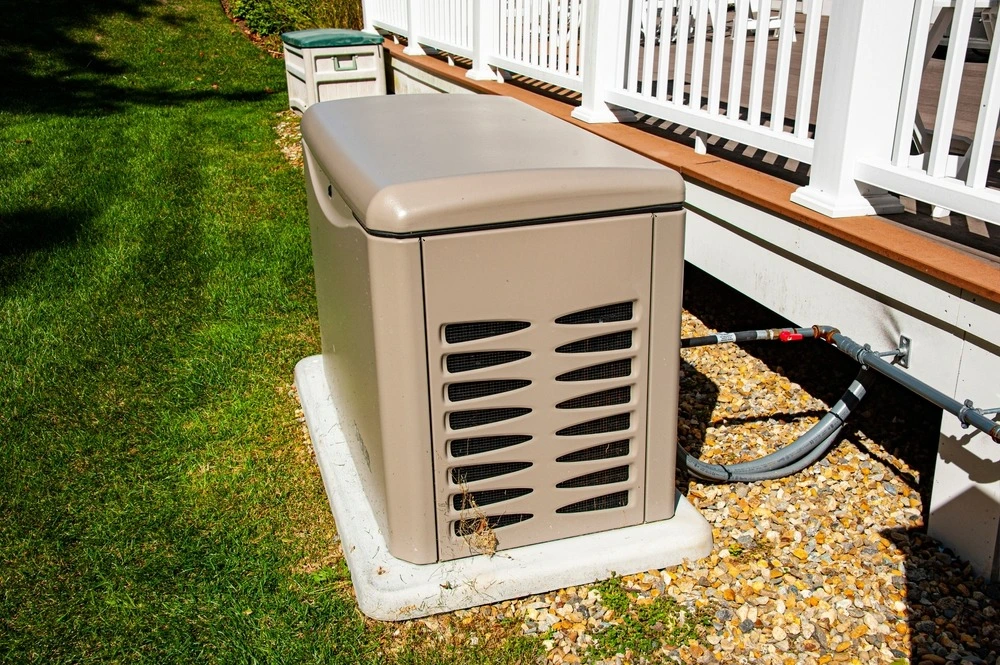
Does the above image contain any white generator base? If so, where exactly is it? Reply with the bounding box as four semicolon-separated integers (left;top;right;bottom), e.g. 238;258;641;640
294;354;714;621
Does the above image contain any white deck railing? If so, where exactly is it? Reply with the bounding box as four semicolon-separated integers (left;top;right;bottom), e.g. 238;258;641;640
490;0;586;90
852;0;1000;222
364;0;1000;226
603;0;822;164
419;0;474;58
367;0;407;35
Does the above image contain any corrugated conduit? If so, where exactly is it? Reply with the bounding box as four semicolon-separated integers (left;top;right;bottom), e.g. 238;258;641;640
678;325;1000;483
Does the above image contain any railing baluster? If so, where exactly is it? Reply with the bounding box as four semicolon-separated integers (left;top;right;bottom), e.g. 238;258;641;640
527;0;535;66
540;0;547;68
505;0;514;59
627;0;643;93
674;0;691;103
445;0;451;50
965;36;1000;188
689;0;709;110
728;0;749;120
769;0;795;133
747;0;770;126
707;0;725;112
558;0;568;72
928;0;975;178
537;0;545;66
642;0;659;97
569;0;580;76
521;0;535;63
545;0;559;70
435;0;439;45
442;0;448;45
655;0;674;101
514;0;523;62
793;0;821;138
429;0;436;45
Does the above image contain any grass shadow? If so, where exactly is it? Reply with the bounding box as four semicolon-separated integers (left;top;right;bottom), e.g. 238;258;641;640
882;522;1000;664
0;208;90;288
0;0;276;116
0;0;156;114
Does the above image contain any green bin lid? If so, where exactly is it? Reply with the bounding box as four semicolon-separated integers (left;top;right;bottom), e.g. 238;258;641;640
281;28;384;49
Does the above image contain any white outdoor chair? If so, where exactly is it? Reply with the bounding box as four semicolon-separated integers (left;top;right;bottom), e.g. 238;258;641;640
639;0;720;45
744;0;798;42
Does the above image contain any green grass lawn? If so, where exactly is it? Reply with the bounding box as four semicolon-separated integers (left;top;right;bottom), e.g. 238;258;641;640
0;1;539;661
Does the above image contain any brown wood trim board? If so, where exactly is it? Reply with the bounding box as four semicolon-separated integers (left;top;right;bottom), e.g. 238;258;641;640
382;40;999;304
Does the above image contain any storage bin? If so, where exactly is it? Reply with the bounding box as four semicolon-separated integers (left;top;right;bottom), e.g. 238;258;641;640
281;28;385;113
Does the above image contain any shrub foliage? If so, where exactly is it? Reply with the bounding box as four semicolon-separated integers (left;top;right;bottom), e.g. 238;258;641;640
232;0;363;36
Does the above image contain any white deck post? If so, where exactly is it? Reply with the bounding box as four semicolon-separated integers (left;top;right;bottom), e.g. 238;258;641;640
404;0;427;55
467;0;498;80
361;0;376;33
571;0;635;123
789;0;911;217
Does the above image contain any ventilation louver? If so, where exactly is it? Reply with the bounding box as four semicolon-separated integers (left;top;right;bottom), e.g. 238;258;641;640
433;299;646;558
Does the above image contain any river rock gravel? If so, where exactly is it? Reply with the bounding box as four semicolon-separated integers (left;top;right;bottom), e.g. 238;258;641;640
411;289;1000;664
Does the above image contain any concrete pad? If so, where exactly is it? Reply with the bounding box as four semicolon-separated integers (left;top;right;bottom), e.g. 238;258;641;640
295;355;714;621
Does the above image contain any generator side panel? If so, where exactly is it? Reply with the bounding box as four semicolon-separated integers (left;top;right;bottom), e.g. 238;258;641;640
282;44;309;113
421;215;655;561
644;209;685;522
306;147;437;564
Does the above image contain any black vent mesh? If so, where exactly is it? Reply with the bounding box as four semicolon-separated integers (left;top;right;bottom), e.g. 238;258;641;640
556;359;632;382
445;321;530;344
446;350;530;374
454;513;532;536
556;491;629;514
556;302;634;325
556;465;630;488
450;435;532;457
557;440;630;463
448;379;531;402
452;462;532;484
556;330;633;354
449;407;531;430
452;487;533;510
556;386;631;410
556;413;630;437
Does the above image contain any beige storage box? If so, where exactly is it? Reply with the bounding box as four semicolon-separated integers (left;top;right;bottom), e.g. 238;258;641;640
281;29;386;113
301;94;686;565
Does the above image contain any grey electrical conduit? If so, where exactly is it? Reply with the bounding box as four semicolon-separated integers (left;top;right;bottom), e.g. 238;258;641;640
678;325;1000;483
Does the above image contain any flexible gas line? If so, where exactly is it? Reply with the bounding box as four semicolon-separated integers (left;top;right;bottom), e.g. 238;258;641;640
678;325;1000;483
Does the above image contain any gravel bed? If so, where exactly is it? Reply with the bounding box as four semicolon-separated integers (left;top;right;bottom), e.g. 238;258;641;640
410;273;1000;665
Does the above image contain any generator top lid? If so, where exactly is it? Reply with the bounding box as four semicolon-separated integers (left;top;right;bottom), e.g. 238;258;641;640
301;94;684;236
280;28;384;48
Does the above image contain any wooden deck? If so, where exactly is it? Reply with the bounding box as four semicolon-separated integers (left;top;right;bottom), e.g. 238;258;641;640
381;34;999;303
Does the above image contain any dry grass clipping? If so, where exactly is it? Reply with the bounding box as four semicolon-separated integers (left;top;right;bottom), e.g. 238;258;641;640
273;110;303;168
455;484;499;557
